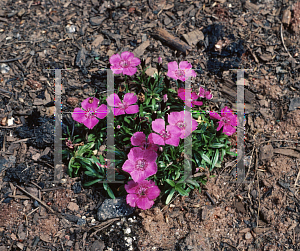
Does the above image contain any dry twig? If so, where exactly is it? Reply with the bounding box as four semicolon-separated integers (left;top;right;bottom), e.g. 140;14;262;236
281;23;298;63
15;185;55;213
294;160;300;187
90;218;119;238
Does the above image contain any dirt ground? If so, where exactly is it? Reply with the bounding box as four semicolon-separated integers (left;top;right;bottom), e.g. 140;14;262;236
0;0;300;250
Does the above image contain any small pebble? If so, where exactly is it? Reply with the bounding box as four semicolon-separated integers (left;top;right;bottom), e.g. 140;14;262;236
33;200;39;208
245;232;252;240
124;227;131;234
66;24;76;33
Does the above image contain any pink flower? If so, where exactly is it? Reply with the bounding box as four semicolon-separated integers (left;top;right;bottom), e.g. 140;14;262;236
149;119;182;147
168;111;198;139
167;61;197;82
122;147;158;182
72;97;108;130
158;57;162;64
163;94;168;102
109;51;140;76
106;93;139;116
178;88;203;108
210;106;239;136
125;180;160;210
199;87;213;100
131;132;159;152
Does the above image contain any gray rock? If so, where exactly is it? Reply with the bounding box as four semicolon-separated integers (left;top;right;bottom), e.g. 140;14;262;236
90;240;105;251
289;97;300;111
97;196;135;221
90;16;106;26
178;230;211;250
77;218;86;226
0;156;16;174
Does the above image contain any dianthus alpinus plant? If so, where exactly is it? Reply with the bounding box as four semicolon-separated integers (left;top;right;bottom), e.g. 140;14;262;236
62;51;238;210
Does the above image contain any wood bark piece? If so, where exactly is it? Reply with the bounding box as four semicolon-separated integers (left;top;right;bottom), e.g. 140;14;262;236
133;40;150;58
182;30;204;46
92;35;104;48
152;28;192;54
282;9;291;25
273;148;300;158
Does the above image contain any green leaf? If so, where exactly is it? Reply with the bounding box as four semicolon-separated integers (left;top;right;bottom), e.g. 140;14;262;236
201;152;212;165
211;149;219;171
84;179;102;186
77;142;95;155
175;171;181;180
165;188;176;204
210;143;225;148
227;151;237;156
106;185;115;199
87;134;96;142
175;186;189;196
166;179;175;187
84;171;97;177
139;104;144;117
124;117;130;124
123;127;132;134
186;178;200;187
151;98;156;111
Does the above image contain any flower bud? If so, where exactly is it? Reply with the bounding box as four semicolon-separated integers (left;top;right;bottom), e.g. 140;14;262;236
158;57;162;64
163;94;168;102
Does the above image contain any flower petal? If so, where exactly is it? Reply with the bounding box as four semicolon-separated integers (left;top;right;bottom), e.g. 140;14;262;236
167;61;179;71
125;180;138;193
145;184;160;200
192;119;198;131
126;194;138;208
165;125;181;146
95;104;109;119
123;67;137;76
109;53;121;66
122;160;135;173
83;116;99;130
72;108;86;123
113;107;126;116
143;149;158;163
130;170;147;183
198;87;205;98
123;93;138;105
129;57;141;67
216;121;224;131
136;197;154;210
144;162;157;178
110;66;123;75
167;70;178;80
125;105;139;114
210;111;221;120
205;91;213;99
179;61;192;70
223;124;236;136
106;93;121;107
168;112;180;125
151;133;165;145
121;51;134;61
192;101;203;106
81;97;99;110
177;88;186;101
131;132;146;146
152;119;165;133
128;147;145;162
